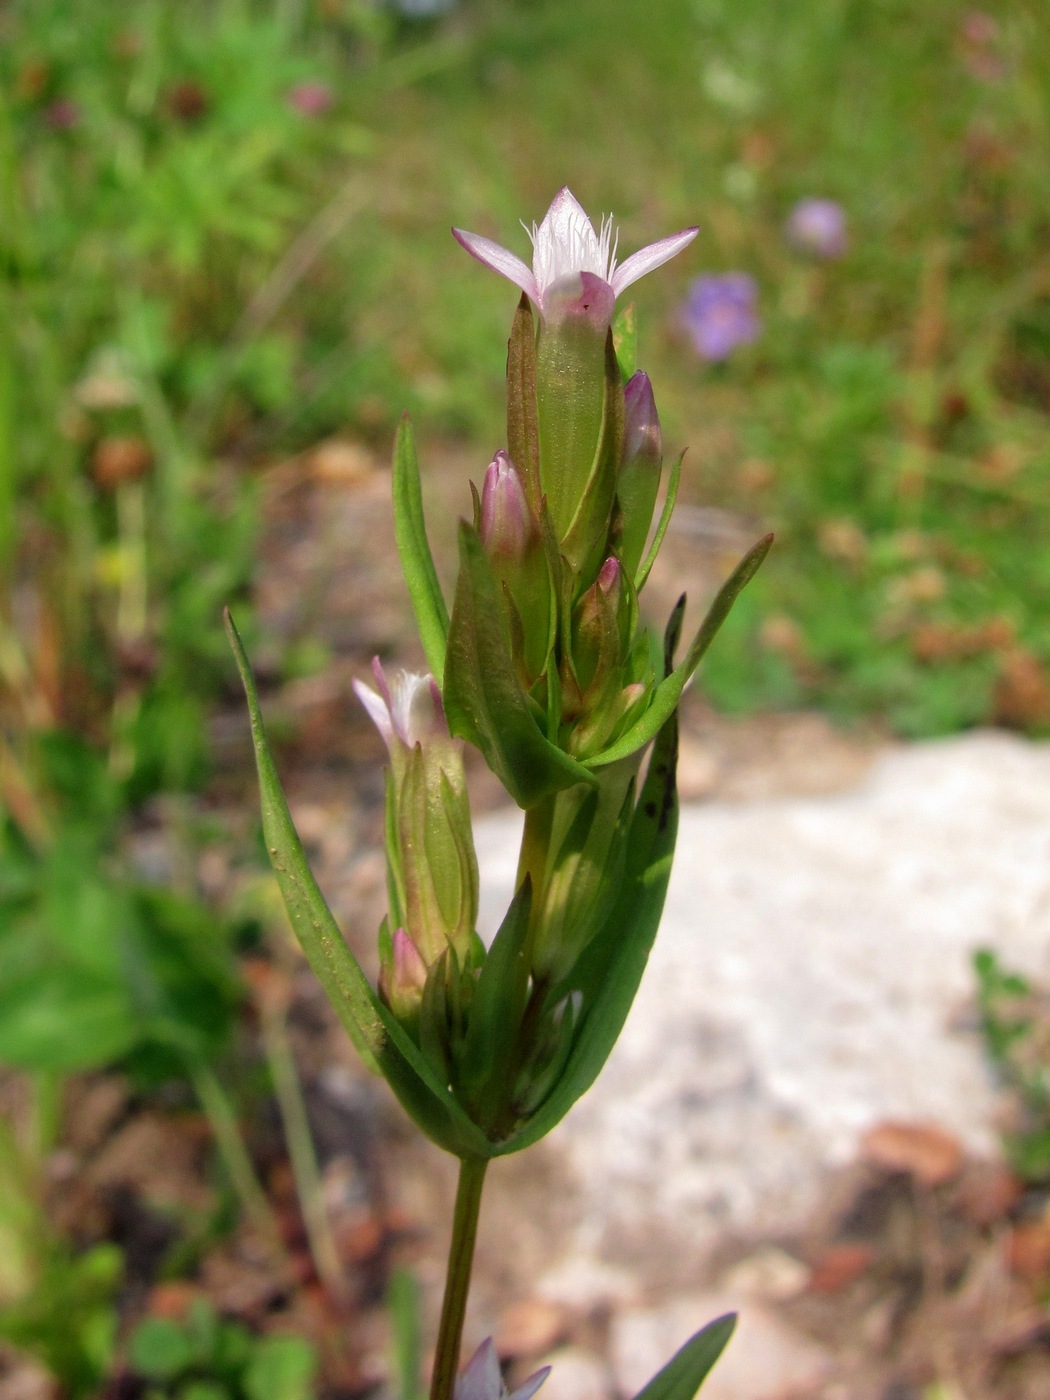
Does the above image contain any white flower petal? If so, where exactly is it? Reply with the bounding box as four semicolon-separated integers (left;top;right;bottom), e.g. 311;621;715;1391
352;678;393;749
452;228;538;301
610;226;700;296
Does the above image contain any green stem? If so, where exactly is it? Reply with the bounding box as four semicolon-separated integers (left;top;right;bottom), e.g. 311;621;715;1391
188;1059;282;1247
429;1156;488;1400
259;1001;346;1299
516;795;556;920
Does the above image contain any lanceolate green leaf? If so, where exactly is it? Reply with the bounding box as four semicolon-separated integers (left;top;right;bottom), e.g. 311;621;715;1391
588;533;773;770
497;698;679;1154
635;450;683;592
632;1315;737;1400
444;523;596;807
225;611;490;1160
392;416;449;682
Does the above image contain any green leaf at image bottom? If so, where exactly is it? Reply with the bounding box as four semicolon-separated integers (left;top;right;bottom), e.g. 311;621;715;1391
634;1314;736;1400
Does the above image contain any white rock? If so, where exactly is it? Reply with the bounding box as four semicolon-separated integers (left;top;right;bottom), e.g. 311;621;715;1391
474;733;1050;1256
610;1293;832;1400
532;1347;614;1400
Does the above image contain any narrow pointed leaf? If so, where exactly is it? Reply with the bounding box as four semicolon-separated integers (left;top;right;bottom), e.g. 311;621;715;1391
496;699;679;1153
225;610;491;1159
632;1315;736;1400
392;417;449;681
635;450;683;591
444;522;596;807
587;533;773;770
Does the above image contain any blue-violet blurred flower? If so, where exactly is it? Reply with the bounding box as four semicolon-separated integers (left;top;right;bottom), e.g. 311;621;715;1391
785;198;847;260
682;274;760;361
453;187;698;327
456;1339;549;1400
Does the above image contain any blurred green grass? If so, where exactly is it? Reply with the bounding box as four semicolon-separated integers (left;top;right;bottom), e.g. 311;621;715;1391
5;0;1050;743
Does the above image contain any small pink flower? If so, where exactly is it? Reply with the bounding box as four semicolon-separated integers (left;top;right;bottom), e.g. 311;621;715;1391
353;658;446;752
453;187;698;326
785;198;847;260
44;98;80;130
287;81;334;117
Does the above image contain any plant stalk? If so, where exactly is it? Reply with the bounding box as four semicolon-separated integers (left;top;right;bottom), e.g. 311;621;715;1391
429;1155;488;1400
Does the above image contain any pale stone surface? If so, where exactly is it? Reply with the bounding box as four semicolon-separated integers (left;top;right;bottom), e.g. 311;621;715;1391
609;1293;833;1400
531;1347;615;1400
474;732;1050;1260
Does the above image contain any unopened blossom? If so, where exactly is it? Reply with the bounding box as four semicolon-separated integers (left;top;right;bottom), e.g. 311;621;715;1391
453;187;698;326
682;273;760;361
456;1339;549;1400
785;198;847;260
354;659;478;970
479;452;535;564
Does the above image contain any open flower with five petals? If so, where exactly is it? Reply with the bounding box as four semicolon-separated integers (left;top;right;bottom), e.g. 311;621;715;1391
453;186;698;327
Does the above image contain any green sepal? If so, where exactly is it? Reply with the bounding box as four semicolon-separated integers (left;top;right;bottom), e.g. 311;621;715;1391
458;878;532;1128
225;610;492;1161
384;771;407;933
587;533;773;770
444;522;596;808
535;311;610;542
506;294;541;512
559;331;625;584
493;679;680;1154
530;771;635;986
635;450;683;591
632;1315;736;1400
613;302;638;382
392;416;449;682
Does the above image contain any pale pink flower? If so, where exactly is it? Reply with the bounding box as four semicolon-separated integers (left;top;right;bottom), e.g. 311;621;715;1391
353;658;446;752
453;187;698;325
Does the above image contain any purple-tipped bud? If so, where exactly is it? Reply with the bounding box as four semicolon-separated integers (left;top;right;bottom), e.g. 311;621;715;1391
617;373;663;581
597;555;621;598
479;452;534;563
623;371;662;465
381;928;429;1022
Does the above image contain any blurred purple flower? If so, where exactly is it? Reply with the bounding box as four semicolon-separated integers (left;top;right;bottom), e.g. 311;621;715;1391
44;98;79;131
785;198;847;260
681;274;760;361
456;1339;549;1400
287;81;334;117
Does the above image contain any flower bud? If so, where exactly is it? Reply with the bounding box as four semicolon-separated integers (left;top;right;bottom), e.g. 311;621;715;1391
617;372;663;580
478;452;552;686
354;661;479;974
570;557;622;696
480;452;534;564
379;927;428;1025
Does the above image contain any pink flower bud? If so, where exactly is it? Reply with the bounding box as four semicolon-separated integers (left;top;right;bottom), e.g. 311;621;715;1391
380;928;429;1022
618;373;663;580
480;452;534;562
597;556;621;597
623;371;661;465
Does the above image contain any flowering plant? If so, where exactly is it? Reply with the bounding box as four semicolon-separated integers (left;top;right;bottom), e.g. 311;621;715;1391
227;188;769;1400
